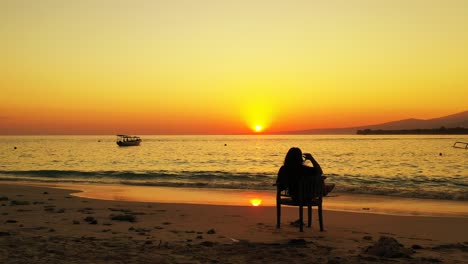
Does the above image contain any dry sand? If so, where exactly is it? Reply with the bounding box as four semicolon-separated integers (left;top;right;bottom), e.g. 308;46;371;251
1;182;467;263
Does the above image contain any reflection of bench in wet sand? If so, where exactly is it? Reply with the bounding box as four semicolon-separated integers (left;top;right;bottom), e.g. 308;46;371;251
452;141;468;149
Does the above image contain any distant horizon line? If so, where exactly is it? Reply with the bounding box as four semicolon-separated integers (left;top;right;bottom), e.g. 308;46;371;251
0;133;351;136
1;131;467;136
1;110;466;136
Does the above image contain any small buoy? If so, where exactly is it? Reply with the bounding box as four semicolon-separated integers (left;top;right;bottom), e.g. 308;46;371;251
14;147;17;149
439;153;442;156
224;144;227;146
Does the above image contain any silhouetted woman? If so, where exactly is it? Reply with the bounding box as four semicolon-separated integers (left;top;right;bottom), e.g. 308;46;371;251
276;147;334;200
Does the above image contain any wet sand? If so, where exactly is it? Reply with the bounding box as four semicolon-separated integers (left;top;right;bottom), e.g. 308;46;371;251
1;182;467;263
26;182;468;217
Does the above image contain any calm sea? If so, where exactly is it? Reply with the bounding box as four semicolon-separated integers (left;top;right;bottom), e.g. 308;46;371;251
0;135;467;201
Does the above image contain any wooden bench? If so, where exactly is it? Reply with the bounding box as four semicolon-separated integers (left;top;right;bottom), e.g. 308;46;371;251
276;175;324;232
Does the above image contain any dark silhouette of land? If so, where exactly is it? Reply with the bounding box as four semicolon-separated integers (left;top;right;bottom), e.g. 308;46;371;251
356;127;468;135
279;110;468;135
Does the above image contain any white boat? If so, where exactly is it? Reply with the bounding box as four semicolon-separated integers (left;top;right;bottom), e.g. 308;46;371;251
453;141;468;149
116;135;142;146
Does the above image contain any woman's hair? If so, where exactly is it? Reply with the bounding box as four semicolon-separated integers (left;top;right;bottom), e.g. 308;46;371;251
284;147;303;167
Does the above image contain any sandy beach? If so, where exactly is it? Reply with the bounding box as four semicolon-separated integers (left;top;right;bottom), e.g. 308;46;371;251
1;182;467;263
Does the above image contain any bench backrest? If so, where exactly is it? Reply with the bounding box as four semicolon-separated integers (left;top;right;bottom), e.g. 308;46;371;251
278;175;323;205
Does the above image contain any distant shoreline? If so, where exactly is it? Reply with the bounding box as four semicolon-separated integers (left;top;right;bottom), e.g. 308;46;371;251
356;127;468;135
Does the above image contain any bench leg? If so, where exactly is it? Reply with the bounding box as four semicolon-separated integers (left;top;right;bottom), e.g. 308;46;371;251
299;205;304;232
276;202;281;228
319;205;324;231
307;206;312;227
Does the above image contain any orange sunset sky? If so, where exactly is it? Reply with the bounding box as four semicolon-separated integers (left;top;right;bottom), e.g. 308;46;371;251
1;0;467;135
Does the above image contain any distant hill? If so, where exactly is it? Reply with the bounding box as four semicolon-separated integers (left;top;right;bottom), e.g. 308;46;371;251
282;110;468;135
357;127;468;135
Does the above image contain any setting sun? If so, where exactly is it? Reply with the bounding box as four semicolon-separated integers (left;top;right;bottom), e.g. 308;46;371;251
250;198;262;206
254;125;263;133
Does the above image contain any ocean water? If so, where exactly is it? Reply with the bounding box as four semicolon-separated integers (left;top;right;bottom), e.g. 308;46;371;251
0;135;467;201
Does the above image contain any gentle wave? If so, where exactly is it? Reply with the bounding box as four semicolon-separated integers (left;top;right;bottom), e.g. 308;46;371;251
336;185;468;201
0;170;273;181
0;170;466;201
